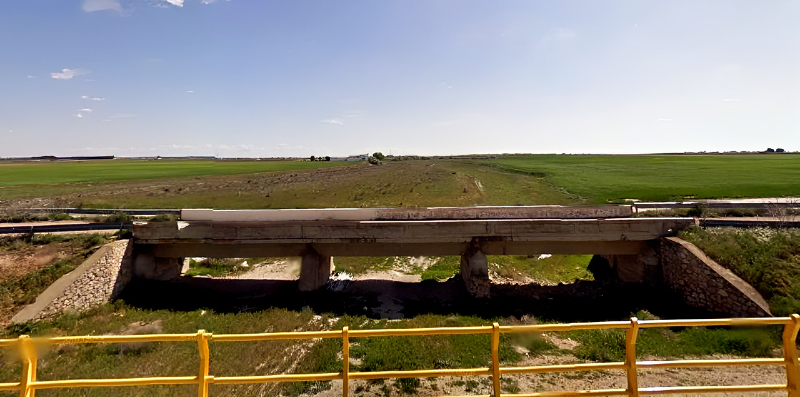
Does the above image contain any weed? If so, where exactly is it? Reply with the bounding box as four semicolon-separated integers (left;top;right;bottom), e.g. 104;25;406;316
419;257;460;281
184;258;250;277
571;329;627;362
148;214;179;222
394;378;420;394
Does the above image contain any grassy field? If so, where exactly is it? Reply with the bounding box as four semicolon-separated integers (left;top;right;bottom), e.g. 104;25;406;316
0;159;344;186
483;154;800;204
0;159;572;209
2;154;798;209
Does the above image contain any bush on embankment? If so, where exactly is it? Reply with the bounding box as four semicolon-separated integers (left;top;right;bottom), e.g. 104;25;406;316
679;226;800;315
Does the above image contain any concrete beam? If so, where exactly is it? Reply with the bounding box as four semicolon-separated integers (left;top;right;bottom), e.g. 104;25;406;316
141;240;649;259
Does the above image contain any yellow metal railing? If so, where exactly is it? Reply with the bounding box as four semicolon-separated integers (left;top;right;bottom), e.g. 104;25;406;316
1;315;799;397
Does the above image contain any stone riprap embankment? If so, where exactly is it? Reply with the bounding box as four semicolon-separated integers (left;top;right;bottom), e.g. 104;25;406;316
661;237;771;317
12;239;132;323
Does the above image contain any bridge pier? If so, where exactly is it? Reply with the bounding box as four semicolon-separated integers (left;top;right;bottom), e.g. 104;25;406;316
461;246;490;298
132;252;183;280
299;248;334;291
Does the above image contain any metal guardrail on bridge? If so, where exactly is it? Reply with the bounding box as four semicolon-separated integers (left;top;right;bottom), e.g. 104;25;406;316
1;315;799;397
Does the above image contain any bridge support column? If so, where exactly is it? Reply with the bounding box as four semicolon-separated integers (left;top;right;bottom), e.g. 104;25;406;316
598;245;661;284
132;252;183;280
461;246;490;298
299;248;334;291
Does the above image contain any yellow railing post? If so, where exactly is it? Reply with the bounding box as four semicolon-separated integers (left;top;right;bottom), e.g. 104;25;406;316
491;322;501;397
18;335;36;397
783;314;800;397
342;326;349;397
197;330;211;397
625;317;640;397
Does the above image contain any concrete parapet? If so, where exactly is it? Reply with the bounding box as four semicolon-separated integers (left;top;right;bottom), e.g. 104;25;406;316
181;205;634;222
660;237;771;317
12;240;133;324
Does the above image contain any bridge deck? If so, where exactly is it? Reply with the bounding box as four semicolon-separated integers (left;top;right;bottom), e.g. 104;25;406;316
134;217;695;257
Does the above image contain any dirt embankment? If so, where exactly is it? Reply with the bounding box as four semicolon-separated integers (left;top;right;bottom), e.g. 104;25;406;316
0;242;72;282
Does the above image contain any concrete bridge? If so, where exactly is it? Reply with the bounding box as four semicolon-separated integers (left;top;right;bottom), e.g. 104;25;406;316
12;205;772;323
132;206;694;298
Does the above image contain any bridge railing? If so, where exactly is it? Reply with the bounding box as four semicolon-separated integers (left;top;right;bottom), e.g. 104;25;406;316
1;315;799;397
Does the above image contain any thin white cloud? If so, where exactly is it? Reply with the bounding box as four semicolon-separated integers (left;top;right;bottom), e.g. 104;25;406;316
201;0;218;3
82;95;106;101
27;75;36;79
320;119;344;125
51;68;90;80
110;113;137;119
76;113;84;118
657;118;675;122
540;28;578;45
83;0;121;12
185;90;195;93
79;108;93;112
165;0;184;6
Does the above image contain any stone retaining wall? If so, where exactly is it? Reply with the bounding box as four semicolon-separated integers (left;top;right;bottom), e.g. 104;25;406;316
11;239;133;323
660;237;771;317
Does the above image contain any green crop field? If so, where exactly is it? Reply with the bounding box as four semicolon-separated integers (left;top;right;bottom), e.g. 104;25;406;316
482;154;800;204
0;159;344;186
1;154;799;209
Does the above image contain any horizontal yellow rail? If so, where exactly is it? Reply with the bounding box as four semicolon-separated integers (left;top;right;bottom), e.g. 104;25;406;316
1;315;798;397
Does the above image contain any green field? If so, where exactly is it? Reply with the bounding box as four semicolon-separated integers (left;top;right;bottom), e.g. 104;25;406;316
0;159;343;186
483;154;800;204
1;154;799;210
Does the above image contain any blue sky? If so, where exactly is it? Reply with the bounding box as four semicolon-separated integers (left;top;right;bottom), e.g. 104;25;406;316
1;0;798;157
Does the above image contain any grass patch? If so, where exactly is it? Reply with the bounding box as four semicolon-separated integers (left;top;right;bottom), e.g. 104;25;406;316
568;311;782;362
417;256;460;281
287;314;522;395
483;154;800;203
490;255;593;283
679;226;800;315
333;257;395;276
184;258;252;277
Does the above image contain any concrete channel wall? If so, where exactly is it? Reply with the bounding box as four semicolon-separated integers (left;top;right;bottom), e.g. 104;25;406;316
660;237;771;317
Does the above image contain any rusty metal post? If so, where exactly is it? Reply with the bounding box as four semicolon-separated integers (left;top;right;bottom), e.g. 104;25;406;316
625;317;640;397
